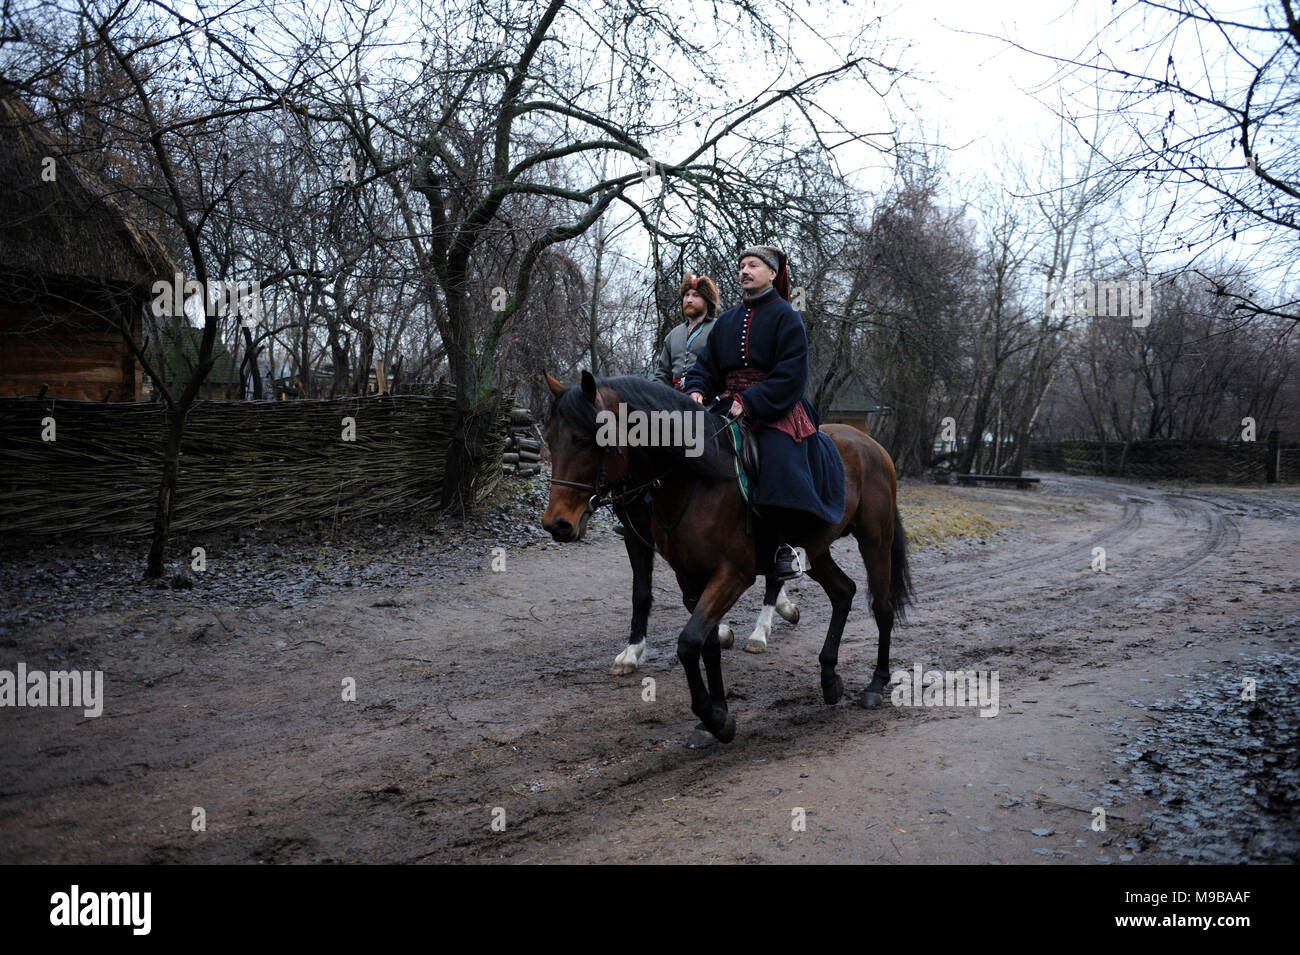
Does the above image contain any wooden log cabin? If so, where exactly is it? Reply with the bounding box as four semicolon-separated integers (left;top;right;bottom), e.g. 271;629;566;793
0;86;173;402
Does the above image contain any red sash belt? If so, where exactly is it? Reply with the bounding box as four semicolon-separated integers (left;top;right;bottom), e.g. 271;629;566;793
725;368;816;443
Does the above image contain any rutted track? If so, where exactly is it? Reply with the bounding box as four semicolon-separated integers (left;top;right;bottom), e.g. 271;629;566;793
1;475;1296;864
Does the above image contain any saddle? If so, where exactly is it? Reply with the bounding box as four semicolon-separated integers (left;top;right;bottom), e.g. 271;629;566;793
709;397;760;502
736;418;761;486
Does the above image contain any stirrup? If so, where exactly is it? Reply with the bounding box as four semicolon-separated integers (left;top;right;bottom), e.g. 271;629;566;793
774;544;807;581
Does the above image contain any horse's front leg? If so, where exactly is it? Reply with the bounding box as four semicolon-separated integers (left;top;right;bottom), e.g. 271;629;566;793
677;564;751;743
612;497;654;675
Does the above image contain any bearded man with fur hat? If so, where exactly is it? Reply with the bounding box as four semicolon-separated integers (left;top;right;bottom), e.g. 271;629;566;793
684;245;845;580
653;273;720;390
614;272;721;539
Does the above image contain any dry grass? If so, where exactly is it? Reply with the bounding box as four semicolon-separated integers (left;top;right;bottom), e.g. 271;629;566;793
895;481;1077;551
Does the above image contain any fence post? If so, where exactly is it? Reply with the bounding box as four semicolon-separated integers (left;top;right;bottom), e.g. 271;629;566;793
1266;429;1280;483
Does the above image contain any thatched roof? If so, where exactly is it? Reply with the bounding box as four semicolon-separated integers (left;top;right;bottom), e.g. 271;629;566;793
0;84;174;290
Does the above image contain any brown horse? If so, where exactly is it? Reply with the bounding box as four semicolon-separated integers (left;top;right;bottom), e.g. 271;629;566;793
541;371;912;743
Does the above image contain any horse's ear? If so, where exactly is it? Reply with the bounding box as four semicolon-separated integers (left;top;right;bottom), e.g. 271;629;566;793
542;370;564;397
580;370;598;404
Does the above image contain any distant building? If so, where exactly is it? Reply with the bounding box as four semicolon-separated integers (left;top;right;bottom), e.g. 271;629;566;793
821;368;886;435
144;323;242;401
0;85;173;401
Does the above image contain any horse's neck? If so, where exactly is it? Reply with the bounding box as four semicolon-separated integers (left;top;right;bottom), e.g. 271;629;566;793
625;445;673;486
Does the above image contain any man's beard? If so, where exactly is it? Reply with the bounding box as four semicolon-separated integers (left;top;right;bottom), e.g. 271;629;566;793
682;302;706;319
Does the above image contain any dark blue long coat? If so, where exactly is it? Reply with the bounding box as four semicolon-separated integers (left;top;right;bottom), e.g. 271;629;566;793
683;286;845;526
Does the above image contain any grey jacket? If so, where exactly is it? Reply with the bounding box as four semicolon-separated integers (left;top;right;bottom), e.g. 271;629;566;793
652;316;717;389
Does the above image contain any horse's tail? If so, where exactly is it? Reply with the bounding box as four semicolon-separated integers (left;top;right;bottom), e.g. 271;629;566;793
889;506;914;621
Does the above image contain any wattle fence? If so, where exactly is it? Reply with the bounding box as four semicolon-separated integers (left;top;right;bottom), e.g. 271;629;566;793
0;392;510;541
1028;437;1298;483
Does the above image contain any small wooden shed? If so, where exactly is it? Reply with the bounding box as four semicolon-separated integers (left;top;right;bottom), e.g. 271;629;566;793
822;369;886;435
0;86;173;402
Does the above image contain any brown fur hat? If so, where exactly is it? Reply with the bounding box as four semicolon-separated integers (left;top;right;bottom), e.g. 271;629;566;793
679;273;720;317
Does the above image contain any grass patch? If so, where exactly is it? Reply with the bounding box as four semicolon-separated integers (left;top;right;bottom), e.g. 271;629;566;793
896;480;1091;549
897;483;1009;551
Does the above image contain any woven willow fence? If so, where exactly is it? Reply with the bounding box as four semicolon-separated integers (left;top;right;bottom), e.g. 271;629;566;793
0;394;510;540
1029;439;1297;483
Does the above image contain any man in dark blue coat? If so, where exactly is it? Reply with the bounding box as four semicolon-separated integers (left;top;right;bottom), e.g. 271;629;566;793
684;245;846;579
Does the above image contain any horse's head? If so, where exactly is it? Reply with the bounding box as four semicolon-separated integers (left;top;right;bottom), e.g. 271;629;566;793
540;370;630;542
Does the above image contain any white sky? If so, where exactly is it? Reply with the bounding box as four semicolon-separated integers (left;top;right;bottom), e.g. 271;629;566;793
616;0;1293;298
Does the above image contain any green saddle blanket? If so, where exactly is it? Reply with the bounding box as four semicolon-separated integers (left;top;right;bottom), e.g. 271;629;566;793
726;418;756;503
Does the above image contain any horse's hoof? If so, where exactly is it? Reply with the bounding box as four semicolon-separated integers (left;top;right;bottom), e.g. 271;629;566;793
822;674;844;705
713;714;736;744
778;605;799;625
717;624;734;649
611;643;644;675
744;636;767;654
687;723;716;749
860;689;884;708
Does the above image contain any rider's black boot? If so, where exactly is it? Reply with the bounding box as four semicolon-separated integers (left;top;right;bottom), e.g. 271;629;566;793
773;542;808;581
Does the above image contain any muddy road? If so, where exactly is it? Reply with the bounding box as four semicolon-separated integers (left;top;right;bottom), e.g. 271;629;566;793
2;474;1297;864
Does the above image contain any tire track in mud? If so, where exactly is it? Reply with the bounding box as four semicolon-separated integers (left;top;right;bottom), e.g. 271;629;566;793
898;478;1239;673
376;685;910;863
920;488;1148;600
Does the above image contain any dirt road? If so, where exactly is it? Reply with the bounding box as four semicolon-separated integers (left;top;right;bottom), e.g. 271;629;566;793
2;475;1297;863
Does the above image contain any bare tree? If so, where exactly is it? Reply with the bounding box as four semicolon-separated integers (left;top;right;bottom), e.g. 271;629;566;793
299;0;894;508
1023;0;1300;323
853;151;979;476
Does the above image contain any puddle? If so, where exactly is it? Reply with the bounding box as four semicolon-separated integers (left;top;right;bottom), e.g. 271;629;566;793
1108;642;1300;862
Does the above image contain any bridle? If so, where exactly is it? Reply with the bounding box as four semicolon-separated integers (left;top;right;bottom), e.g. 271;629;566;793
547;407;738;538
548;442;663;522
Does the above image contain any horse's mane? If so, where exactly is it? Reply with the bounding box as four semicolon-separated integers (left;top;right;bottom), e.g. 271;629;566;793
550;375;735;483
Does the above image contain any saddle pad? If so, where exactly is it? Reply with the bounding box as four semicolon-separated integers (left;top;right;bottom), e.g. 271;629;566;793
726;418;756;503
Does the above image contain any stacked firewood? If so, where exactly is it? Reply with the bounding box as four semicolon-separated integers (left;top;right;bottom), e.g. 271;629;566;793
502;406;543;477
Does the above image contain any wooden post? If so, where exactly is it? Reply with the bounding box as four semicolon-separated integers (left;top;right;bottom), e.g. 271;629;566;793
375;360;387;396
1266;429;1280;483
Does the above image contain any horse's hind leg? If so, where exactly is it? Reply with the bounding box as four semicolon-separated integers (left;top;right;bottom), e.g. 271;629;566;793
743;574;793;654
775;583;799;624
805;552;856;705
857;535;894;708
612;497;653;675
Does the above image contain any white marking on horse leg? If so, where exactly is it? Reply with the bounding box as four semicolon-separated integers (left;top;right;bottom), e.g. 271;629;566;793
611;640;646;675
775;585;799;624
717;623;734;649
744;603;775;653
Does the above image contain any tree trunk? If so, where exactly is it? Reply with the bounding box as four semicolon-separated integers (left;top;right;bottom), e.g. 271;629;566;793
961;376;999;473
240;325;264;399
146;406;185;579
440;392;500;513
1009;367;1055;475
353;325;374;395
327;319;351;397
